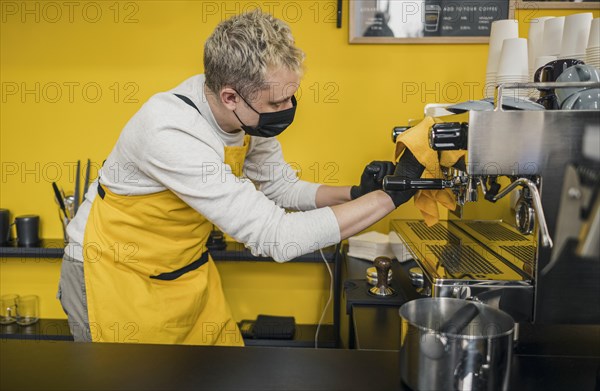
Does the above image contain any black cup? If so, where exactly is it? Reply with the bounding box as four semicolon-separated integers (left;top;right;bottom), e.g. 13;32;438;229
0;209;10;246
535;59;585;109
15;215;40;247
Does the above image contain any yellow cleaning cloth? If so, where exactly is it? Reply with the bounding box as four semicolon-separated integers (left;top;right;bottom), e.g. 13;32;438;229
395;117;466;226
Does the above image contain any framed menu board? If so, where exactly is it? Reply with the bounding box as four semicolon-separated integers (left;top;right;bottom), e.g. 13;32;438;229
349;0;515;43
516;1;599;10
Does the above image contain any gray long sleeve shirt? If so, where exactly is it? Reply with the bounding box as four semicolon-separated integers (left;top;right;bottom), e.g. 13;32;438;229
65;75;341;263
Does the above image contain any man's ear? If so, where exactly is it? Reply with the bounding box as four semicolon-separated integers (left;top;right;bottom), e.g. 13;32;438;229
220;88;238;111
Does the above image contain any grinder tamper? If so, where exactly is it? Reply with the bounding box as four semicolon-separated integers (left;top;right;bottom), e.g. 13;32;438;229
369;256;395;297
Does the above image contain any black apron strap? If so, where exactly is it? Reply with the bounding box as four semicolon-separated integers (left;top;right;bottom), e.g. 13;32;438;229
149;251;209;281
174;94;202;115
97;183;106;199
97;95;200;201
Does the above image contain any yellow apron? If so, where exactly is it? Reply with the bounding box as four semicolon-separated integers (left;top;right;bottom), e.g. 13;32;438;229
83;131;250;346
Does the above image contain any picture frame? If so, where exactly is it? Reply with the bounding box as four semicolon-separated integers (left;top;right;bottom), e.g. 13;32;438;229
515;1;600;10
349;0;516;44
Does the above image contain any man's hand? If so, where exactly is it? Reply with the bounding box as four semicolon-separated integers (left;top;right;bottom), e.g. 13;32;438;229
383;150;425;207
350;161;395;200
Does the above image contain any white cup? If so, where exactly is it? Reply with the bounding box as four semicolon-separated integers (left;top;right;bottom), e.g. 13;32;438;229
542;17;565;56
560;13;593;58
497;38;529;78
496;73;530;95
558;54;585;61
496;76;529;81
588;18;600;49
486;19;519;74
485;72;497;99
585;52;600;68
527;17;555;73
584;41;599;68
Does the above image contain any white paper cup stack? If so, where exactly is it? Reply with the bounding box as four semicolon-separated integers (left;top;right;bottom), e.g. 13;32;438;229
541;17;565;57
497;38;530;99
585;18;600;69
559;13;593;62
485;19;519;98
528;17;555;81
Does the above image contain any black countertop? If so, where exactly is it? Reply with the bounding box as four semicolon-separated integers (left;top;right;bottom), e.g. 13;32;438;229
1;339;599;391
0;340;400;391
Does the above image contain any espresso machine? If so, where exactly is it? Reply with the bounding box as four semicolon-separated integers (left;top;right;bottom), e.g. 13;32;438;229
385;83;600;326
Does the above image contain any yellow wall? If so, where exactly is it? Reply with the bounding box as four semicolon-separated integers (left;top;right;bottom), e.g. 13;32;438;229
1;1;598;320
0;257;64;318
0;256;332;323
217;261;333;324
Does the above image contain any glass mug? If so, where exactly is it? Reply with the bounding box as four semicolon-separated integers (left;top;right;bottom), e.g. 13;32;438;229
16;295;40;326
0;294;19;324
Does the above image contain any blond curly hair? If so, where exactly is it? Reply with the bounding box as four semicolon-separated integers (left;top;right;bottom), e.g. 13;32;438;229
204;9;305;98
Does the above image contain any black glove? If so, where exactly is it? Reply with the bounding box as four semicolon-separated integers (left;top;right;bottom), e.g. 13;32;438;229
351;161;395;200
384;149;425;207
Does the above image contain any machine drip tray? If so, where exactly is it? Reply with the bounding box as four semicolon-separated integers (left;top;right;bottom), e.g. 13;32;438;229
452;220;536;276
391;220;533;282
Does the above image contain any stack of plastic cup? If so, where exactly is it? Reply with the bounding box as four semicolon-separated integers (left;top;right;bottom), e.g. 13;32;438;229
559;13;593;62
485;19;519;98
541;17;565;57
497;38;530;99
585;18;600;69
527;17;554;82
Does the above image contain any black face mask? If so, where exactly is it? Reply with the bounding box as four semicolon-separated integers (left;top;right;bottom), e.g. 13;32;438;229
232;92;297;138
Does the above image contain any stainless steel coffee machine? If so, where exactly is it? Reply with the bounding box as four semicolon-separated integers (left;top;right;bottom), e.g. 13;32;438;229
386;84;600;325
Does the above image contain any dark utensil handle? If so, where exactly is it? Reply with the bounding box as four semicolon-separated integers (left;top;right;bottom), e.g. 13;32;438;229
440;303;480;335
374;256;392;288
83;159;91;197
52;182;69;222
52;182;66;212
74;160;81;214
383;176;446;191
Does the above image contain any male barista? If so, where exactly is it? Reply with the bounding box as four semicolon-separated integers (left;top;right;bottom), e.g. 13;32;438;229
57;10;423;345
